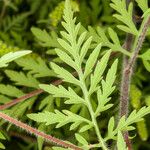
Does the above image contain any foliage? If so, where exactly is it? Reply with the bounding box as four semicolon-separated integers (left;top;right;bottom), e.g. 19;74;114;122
0;0;150;150
0;50;32;149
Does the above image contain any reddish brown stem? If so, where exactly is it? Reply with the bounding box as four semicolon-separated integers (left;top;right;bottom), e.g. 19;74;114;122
0;70;77;110
0;112;82;150
0;78;63;110
0;89;43;110
119;16;150;150
119;34;133;150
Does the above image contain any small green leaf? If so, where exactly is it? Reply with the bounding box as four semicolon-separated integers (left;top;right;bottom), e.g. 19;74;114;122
143;60;150;72
89;50;111;94
31;27;54;47
117;131;127;150
108;117;115;136
0;84;24;97
57;38;72;54
79;124;93;133
55;48;79;71
77;32;87;50
0;142;5;149
0;51;31;68
108;28;120;45
39;84;85;105
5;70;39;88
136;0;148;13
139;49;150;60
51;62;80;86
84;44;101;78
110;0;138;35
75;133;88;145
70;122;81;130
80;36;93;63
0;132;6;140
15;56;55;77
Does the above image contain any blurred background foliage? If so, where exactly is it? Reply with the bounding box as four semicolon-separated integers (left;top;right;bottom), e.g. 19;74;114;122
0;0;150;150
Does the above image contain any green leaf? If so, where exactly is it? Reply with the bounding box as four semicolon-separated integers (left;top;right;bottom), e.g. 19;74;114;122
0;132;5;149
55;48;79;71
0;51;31;68
125;107;150;125
39;84;85;105
79;124;93;133
80;36;93;63
95;59;118;115
108;27;120;45
57;38;73;56
142;8;150;18
27;109;91;128
108;117;115;137
89;50;111;94
143;60;150;72
31;27;57;47
107;106;150;140
94;26;131;56
0;142;5;149
27;110;65;126
0;84;24;97
0;132;6;140
136;120;148;141
70;122;81;130
77;31;87;50
136;0;148;12
110;0;138;35
75;133;88;145
117;25;134;34
139;49;150;60
5;70;39;88
15;56;55;78
84;44;101;78
117;131;127;150
51;62;80;86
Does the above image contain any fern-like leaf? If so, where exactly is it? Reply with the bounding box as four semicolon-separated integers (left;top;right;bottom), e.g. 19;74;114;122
110;0;138;35
5;70;39;88
15;56;55;78
27;110;92;129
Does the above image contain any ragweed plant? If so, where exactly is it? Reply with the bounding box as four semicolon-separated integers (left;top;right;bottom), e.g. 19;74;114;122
25;0;150;149
0;0;150;150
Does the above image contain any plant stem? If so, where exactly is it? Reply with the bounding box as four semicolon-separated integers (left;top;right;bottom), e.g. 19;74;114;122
78;70;107;150
0;72;77;110
0;112;82;150
119;15;150;150
128;16;150;70
118;1;134;149
119;34;133;118
119;34;133;150
0;89;43;110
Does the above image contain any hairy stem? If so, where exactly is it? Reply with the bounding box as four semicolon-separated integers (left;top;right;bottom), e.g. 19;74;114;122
119;15;150;150
119;1;134;149
0;72;77;110
119;34;133;117
128;17;150;70
119;34;134;150
0;112;82;150
0;89;43;110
